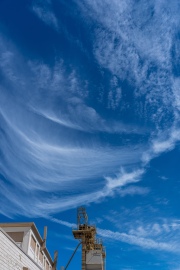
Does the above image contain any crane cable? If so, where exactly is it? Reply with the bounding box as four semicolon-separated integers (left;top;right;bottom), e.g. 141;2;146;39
64;241;82;270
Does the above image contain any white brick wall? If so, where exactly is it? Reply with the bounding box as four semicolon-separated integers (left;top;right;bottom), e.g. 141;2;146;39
0;228;42;270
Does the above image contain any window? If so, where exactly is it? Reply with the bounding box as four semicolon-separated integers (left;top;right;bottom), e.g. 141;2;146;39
46;261;49;270
36;245;39;257
30;235;36;252
39;251;43;264
7;231;24;242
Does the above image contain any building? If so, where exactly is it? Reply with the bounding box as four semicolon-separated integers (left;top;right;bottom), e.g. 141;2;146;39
0;222;57;270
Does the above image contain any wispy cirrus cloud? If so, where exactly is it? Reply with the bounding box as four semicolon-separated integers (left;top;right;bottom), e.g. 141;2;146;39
142;127;180;164
75;0;180;188
0;0;180;223
100;207;180;254
31;0;58;30
1;2;180;268
119;186;149;197
0;34;146;217
77;0;179;128
72;0;180;180
0;23;178;218
98;228;178;253
128;220;180;238
106;168;144;190
50;216;180;253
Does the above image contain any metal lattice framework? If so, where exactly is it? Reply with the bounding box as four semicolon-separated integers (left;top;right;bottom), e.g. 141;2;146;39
77;207;88;226
72;207;106;270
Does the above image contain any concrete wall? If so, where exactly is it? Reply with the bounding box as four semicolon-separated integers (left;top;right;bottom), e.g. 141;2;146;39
0;228;42;270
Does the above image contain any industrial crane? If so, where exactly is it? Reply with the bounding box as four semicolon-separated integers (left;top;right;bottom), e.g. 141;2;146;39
62;207;106;270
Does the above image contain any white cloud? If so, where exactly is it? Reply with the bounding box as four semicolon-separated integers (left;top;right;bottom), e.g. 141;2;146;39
173;78;180;111
104;211;180;244
77;0;178;129
0;33;150;218
74;0;180;181
1;2;180;266
31;0;58;30
49;216;180;253
107;76;122;110
50;218;76;228
97;228;178;253
106;168;144;189
142;127;180;164
0;0;180;221
119;186;149;197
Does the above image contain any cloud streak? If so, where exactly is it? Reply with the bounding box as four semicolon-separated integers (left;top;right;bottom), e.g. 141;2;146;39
98;228;178;253
0;0;180;224
31;0;58;30
0;30;150;217
50;217;180;253
77;0;178;128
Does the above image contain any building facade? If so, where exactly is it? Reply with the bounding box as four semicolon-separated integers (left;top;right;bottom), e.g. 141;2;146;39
0;222;57;270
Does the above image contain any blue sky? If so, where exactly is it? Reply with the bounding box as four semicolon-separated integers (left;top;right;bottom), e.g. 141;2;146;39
0;0;180;269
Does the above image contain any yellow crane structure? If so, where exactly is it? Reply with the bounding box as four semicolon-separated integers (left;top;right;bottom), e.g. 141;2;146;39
72;207;106;270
